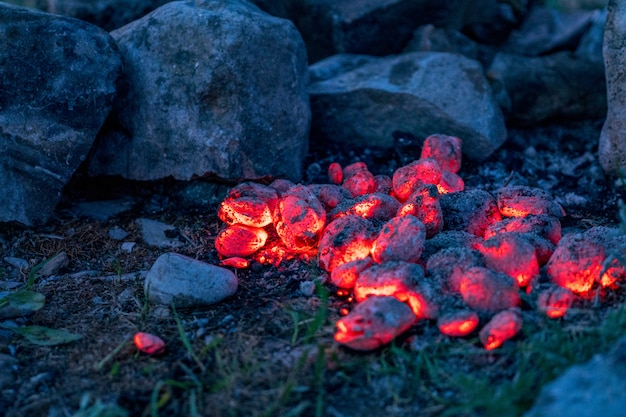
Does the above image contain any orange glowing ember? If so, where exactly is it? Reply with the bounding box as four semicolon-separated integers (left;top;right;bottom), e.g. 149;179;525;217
318;215;377;272
392;158;442;201
331;193;400;222
371;216;426;264
599;255;626;288
273;185;326;252
420;134;462;173
254;240;305;266
397;185;443;238
343;162;368;178
479;308;522;350
497;185;566;218
458;267;520;312
220;257;250;269
483;214;562;245
437;310;480;337
328;162;343;184
342;162;376;197
437;170;465;194
537;286;575;319
308;184;351;211
334;296;417;351
354;261;438;319
547;233;606;294
215;224;268;258
330;257;374;289
218;182;278;228
134;332;165;355
477;234;539;287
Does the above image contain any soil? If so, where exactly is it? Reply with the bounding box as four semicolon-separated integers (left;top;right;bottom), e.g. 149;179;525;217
2;118;625;417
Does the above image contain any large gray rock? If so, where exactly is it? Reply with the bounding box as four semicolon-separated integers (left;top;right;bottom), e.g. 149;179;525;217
308;54;378;84
548;0;608;10
403;24;480;61
487;52;606;126
502;6;595;56
309;52;507;161
575;8;606;64
253;0;501;63
599;0;626;176
145;252;238;308
523;335;626;417
88;0;310;182
3;0;170;31
0;3;122;226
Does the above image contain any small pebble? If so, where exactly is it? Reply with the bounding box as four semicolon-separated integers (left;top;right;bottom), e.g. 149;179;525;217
299;281;315;296
108;226;129;241
219;314;235;326
3;257;29;270
36;252;69;277
134;332;165;355
121;242;136;253
136;218;183;248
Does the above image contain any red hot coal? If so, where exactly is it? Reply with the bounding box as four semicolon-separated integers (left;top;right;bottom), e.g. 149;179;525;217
215;133;626;351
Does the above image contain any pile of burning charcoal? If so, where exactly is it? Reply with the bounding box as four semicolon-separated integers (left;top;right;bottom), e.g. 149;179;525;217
214;134;626;351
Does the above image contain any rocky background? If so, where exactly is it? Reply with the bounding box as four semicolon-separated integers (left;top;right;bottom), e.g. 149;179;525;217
1;0;624;416
0;0;614;227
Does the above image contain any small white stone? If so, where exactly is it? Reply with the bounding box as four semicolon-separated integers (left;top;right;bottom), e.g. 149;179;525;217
136;218;182;248
121;242;136;253
37;252;69;277
145;253;238;308
299;281;315;297
3;257;29;270
109;226;129;240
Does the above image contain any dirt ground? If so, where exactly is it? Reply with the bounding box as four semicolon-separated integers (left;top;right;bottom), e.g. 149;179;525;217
2;118;626;417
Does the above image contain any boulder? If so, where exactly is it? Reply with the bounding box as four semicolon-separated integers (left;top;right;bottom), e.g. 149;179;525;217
462;0;528;47
501;6;595;56
546;0;609;10
258;0;501;63
523;335;626;417
88;0;310;182
0;3;122;226
599;0;626;176
309;52;507;161
308;54;378;84
2;0;170;31
575;8;606;64
403;24;480;61
248;0;292;19
487;51;606;126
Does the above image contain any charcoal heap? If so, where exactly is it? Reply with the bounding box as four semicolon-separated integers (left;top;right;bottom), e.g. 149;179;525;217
215;134;625;351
